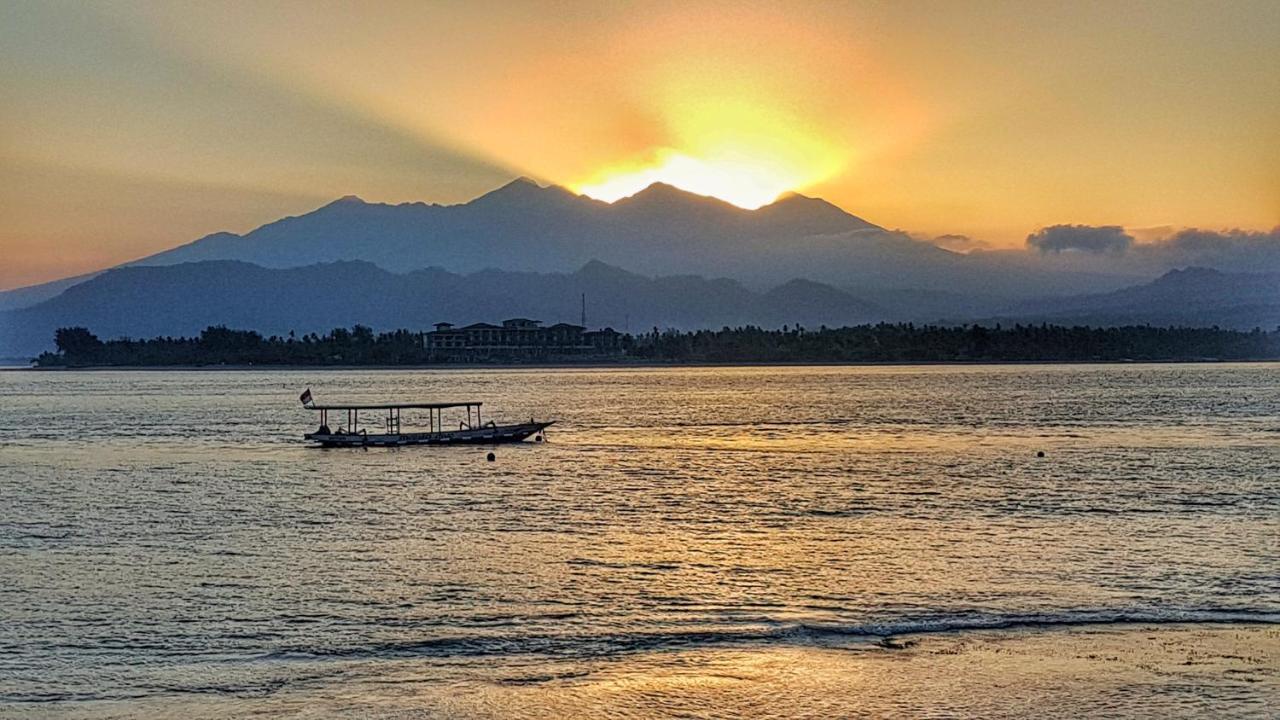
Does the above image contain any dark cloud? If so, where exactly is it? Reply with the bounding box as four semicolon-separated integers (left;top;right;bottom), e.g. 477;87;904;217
1026;225;1134;255
1145;227;1280;271
1020;224;1280;274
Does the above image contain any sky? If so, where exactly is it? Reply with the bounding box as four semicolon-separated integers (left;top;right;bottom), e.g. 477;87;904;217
1;0;1277;290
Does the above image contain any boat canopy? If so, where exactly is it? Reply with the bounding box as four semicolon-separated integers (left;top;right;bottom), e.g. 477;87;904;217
304;400;481;411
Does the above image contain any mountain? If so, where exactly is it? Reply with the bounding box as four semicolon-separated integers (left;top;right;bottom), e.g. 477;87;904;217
754;193;877;236
4;259;1269;358
762;279;884;328
0;260;886;356
131;179;903;286
1;179;1146;317
992;267;1280;329
0;271;103;312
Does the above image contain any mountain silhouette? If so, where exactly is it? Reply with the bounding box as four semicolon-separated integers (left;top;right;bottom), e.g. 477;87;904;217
132;180;1137;295
0;260;886;356
990;267;1280;328
124;179;893;285
6;178;1249;358
3;259;1272;357
1;178;1142;316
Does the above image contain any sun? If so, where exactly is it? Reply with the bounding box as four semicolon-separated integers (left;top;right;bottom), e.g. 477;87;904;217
571;98;845;210
574;150;805;209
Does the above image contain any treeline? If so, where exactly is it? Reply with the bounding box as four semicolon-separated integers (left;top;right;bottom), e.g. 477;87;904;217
38;326;430;367
628;324;1280;363
34;322;1280;367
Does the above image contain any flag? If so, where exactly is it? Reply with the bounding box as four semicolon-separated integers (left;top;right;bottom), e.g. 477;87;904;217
299;388;313;407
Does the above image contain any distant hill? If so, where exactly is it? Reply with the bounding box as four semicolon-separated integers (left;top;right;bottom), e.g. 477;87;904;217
0;259;885;356
0;272;102;312
991;267;1280;329
135;179;884;281
5;260;1274;358
0;179;1144;316
133;180;1137;296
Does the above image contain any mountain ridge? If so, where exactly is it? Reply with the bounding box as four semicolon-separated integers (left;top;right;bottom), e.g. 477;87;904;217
0;259;885;356
118;178;892;283
3;260;1274;357
0;178;1145;314
986;266;1280;328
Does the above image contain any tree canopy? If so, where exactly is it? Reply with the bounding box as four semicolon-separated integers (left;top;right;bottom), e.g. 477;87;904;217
34;322;1280;367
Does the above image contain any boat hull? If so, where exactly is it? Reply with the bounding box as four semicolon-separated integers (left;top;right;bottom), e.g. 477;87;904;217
305;421;553;448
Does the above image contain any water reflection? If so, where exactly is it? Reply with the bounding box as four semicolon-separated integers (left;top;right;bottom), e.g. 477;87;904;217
1;364;1277;717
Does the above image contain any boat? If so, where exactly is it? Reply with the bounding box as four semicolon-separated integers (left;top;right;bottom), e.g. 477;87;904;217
299;389;552;448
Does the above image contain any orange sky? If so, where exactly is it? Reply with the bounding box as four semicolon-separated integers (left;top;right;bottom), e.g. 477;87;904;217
1;1;1277;290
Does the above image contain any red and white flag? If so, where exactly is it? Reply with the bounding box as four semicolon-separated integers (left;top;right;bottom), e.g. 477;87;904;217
299;388;313;407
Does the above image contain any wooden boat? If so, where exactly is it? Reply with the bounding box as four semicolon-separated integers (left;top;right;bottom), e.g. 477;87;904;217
299;389;552;448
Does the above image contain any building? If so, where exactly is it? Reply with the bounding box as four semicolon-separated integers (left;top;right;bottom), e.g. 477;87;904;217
425;318;624;359
583;328;624;352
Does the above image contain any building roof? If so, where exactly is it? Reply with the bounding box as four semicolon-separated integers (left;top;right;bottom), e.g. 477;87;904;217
501;318;542;327
308;400;481;410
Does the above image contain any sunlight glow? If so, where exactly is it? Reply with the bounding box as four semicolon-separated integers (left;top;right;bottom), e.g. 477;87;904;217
573;150;803;209
572;94;845;209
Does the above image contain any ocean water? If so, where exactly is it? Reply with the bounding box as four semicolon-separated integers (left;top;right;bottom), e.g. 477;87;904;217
1;364;1277;718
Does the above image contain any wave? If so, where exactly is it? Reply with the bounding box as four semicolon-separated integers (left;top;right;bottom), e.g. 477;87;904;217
789;607;1280;638
9;608;1276;705
265;607;1280;663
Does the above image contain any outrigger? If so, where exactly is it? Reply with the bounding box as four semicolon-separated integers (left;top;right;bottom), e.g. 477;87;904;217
299;389;552;448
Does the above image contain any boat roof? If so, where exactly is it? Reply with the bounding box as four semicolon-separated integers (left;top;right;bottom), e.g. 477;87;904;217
308;400;481;410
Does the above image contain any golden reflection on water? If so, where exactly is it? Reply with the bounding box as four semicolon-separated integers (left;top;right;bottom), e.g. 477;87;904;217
389;625;1280;719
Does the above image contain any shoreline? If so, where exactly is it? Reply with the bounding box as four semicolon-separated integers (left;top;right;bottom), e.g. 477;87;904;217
12;621;1275;718
6;357;1280;372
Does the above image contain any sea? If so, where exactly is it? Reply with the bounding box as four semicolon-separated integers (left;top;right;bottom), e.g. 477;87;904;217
1;364;1277;718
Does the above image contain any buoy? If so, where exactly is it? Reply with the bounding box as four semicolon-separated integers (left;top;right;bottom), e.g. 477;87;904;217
1036;450;1045;458
486;452;496;462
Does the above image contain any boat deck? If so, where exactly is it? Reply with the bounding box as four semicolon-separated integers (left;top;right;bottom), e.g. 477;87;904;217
305;421;552;448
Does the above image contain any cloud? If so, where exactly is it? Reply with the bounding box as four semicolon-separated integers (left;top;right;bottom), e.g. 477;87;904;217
929;233;990;253
1026;225;1134;255
1125;225;1177;244
1020;224;1280;274
1145;227;1280;271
